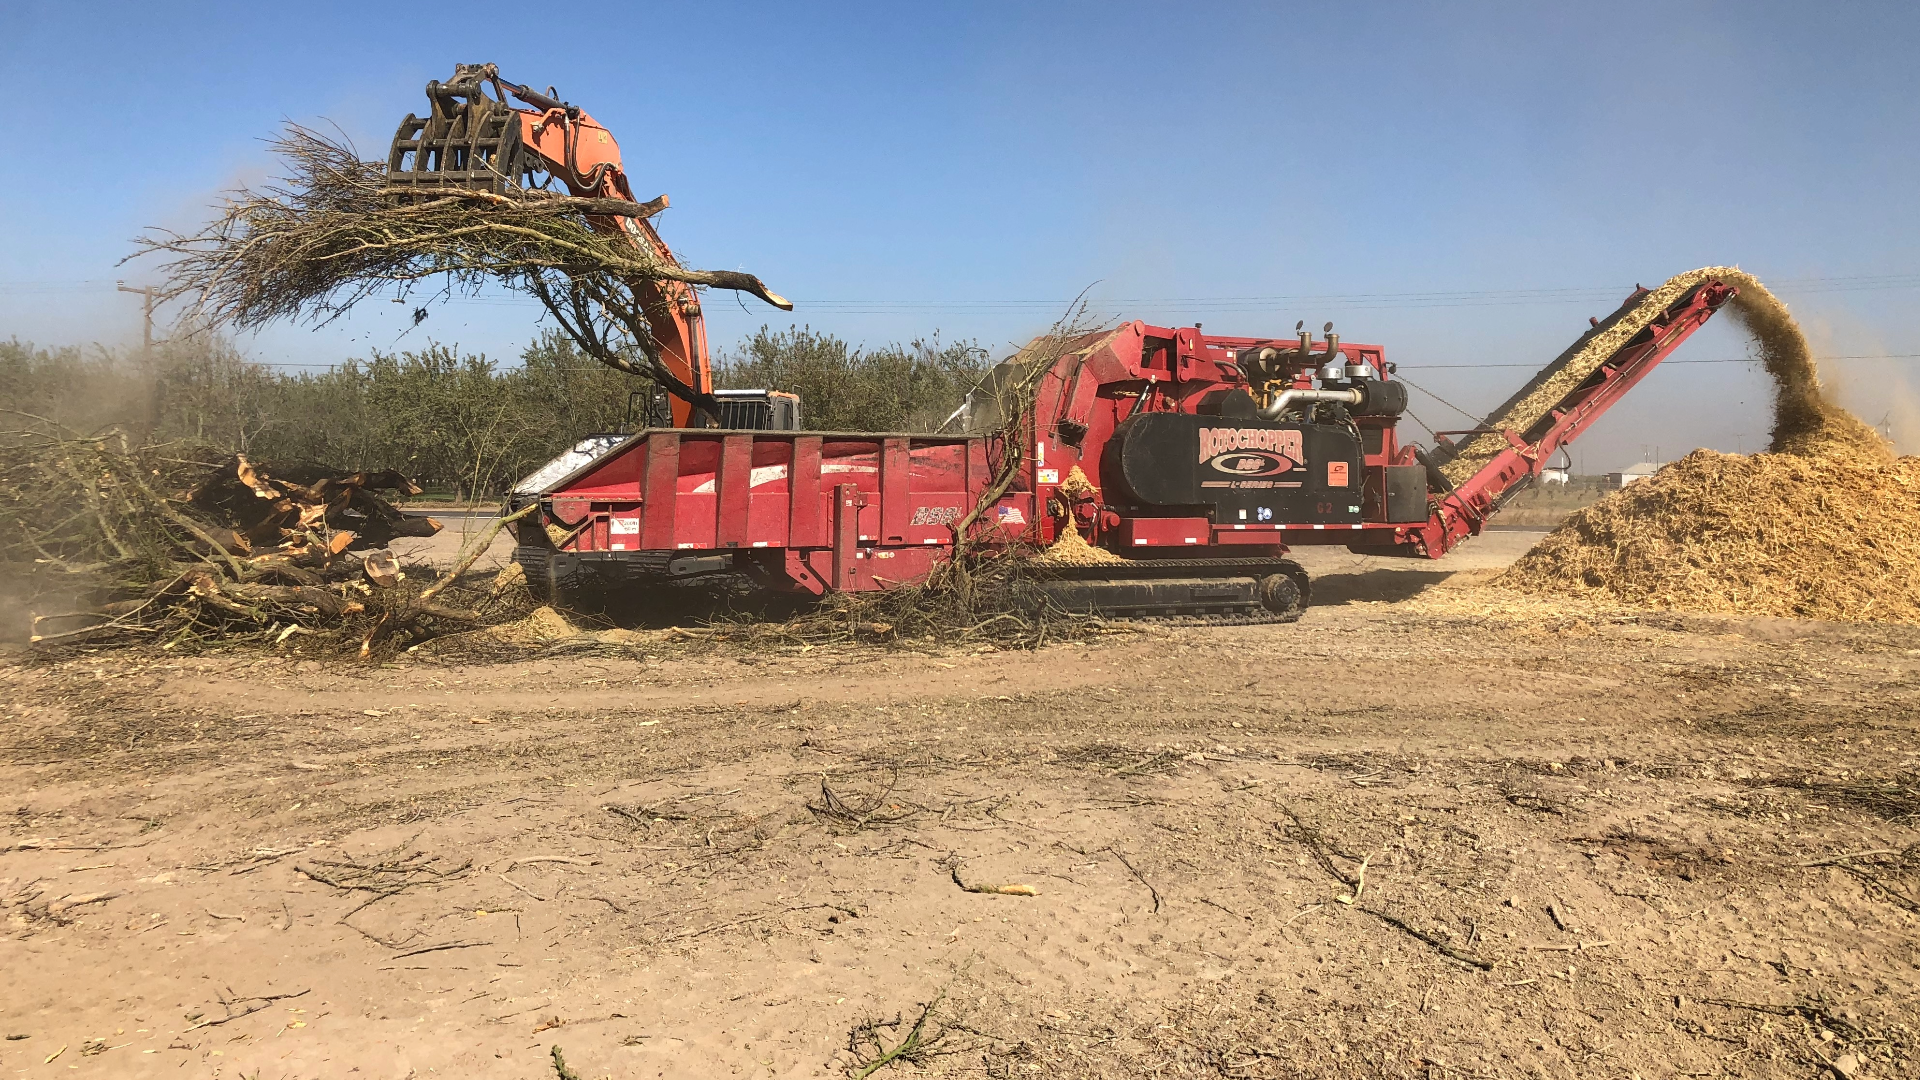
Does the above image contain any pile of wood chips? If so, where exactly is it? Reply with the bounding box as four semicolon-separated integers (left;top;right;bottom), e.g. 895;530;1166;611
1033;466;1125;566
1497;447;1920;622
1497;270;1920;623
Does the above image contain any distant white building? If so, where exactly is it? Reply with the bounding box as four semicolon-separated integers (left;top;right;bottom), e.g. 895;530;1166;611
1607;462;1660;488
1540;468;1571;486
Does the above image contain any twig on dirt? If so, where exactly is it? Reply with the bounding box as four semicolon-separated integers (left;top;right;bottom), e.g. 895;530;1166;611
1283;903;1325;926
604;804;651;828
504;856;598;872
1698;998;1863;1039
809;771;920;833
184;988;310;1030
296;850;472;899
0;884;122;928
946;858;1039;897
391;939;491;960
1110;849;1162;913
1276;802;1494;969
1356;908;1494;970
1111;752;1176;777
1504;789;1568;816
339;919;420;950
603;801;696;829
1199;897;1251;921
1798;849;1899;866
1275;802;1359;887
298;848;473;941
496;873;549;902
205;909;244;922
550;1044;583;1080
657;903;855;944
847;988;952;1079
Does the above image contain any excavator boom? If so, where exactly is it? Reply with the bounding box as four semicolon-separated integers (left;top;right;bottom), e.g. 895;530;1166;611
389;64;784;427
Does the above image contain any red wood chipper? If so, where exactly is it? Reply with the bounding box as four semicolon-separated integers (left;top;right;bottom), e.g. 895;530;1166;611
506;280;1737;622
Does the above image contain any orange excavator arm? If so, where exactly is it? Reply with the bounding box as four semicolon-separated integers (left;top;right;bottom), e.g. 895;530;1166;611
389;64;790;427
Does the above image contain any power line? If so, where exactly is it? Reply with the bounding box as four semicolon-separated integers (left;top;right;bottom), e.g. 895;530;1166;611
168;351;1920;372
1394;375;1487;425
1402;353;1920;369
10;270;1920;310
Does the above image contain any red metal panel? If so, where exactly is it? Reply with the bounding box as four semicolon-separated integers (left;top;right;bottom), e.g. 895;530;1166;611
789;436;824;547
864;546;940;588
747;493;789;548
672;495;717;550
716;434;753;548
639;432;680;550
880;437;910;543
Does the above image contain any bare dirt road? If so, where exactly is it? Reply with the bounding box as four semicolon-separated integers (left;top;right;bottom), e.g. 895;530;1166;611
3;528;1916;1080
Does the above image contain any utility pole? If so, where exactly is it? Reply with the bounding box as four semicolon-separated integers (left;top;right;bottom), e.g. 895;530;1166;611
116;281;156;355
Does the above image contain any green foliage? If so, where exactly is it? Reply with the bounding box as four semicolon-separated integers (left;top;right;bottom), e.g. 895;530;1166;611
1;324;992;498
716;326;990;432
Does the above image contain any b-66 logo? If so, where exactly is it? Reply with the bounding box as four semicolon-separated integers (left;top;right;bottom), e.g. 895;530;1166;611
1208;451;1292;476
1198;426;1302;476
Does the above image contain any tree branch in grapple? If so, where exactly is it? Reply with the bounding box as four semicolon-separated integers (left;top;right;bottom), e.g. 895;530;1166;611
129;125;786;419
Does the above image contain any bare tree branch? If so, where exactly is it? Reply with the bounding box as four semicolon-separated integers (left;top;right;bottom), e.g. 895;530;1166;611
128;124;787;408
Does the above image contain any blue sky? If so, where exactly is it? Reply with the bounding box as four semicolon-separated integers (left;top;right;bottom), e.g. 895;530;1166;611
3;0;1917;468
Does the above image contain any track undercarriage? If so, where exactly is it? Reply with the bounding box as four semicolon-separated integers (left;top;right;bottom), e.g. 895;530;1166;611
1028;557;1310;624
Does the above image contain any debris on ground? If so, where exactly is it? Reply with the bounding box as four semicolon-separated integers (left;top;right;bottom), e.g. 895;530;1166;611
7;437;526;654
725;549;1118;650
1499;272;1920;622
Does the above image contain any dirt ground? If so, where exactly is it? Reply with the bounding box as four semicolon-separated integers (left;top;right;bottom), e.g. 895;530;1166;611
3;528;1917;1080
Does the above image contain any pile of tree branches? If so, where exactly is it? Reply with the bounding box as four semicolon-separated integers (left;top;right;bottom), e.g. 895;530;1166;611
132;125;790;419
7;432;525;655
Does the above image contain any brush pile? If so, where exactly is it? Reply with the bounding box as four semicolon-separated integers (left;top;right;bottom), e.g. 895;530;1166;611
720;547;1110;650
1498;270;1920;623
133;126;788;417
6;437;523;653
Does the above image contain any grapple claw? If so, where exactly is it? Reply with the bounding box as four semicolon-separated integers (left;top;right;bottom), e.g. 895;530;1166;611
387;64;533;195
